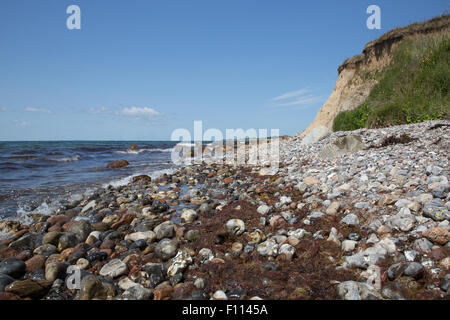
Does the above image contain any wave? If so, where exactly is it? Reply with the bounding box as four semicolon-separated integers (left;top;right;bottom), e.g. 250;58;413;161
44;155;80;162
102;168;176;188
114;148;173;155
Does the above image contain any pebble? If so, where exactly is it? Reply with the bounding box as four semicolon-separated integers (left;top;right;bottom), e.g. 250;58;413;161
225;219;245;236
99;259;128;278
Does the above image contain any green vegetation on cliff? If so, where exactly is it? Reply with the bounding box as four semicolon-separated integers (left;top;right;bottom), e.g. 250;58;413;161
333;26;450;132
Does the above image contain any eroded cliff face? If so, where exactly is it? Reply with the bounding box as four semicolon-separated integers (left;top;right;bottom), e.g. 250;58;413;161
299;15;450;136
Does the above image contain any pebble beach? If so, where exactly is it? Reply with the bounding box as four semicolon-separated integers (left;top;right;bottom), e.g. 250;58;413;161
0;120;449;300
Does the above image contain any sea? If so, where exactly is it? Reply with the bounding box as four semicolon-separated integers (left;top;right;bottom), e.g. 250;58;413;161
0;141;181;222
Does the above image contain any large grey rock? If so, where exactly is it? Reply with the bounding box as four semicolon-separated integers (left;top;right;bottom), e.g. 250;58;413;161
319;135;365;158
301;126;331;145
337;281;382;300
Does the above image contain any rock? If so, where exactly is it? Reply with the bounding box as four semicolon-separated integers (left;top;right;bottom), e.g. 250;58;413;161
342;240;357;252
99;259;128;278
155;239;178;261
154;221;175;240
225;219;245;236
180;209;198;223
381;283;406;300
0;274;14;292
257;205;271;215
301;126;331;145
194;278;205;289
278;244;295;260
45;262;68;282
151;199;170;214
121;284;153;300
403;262;424;280
258;167;279;176
125;231;156;242
319;135;365;158
386;208;416;232
70;221;92;242
106;160;129;169
42;231;62;246
231;242;243;255
78;275;115;300
58;233;79;251
327;227;341;246
132;175;151;184
326;201;340;215
337;281;382;300
9;234;32;251
413;238;434;252
247;229;266;244
184;230;200;242
341;214;359;226
198;248;214;263
256;240;278;257
167;250;193;277
422;199;450;221
80;201;96;215
0;258;26;279
5;279;52;298
213;290;228;300
422;227;450;245
439;274;450;292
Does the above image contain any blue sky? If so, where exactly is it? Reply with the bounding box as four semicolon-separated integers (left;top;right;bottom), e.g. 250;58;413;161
0;0;448;141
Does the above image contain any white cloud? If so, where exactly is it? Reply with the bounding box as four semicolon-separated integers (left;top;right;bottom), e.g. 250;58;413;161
116;106;161;118
13;120;30;127
0;107;7;112
271;87;325;109
271;87;310;101
88;106;111;114
25;107;53;113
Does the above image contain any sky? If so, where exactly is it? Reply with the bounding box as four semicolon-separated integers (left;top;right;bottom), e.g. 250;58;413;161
0;0;448;141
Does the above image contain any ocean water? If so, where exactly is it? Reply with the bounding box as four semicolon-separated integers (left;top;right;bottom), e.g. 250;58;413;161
0;141;179;220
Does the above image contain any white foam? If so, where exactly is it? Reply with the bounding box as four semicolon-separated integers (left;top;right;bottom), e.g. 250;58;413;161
102;167;176;189
114;148;173;155
46;155;80;162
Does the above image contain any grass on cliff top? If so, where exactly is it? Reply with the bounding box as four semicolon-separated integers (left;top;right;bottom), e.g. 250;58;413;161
333;31;450;132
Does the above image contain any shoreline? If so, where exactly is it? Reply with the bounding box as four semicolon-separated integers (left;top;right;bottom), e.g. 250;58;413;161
0;120;449;300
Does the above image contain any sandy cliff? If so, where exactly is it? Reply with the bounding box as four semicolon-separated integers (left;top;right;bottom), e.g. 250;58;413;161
299;15;450;136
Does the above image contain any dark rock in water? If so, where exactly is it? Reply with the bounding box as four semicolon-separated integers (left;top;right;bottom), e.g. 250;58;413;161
151;199;170;214
0;258;26;279
0;273;14;292
129;144;139;151
144;264;165;288
106;160;129;169
58;232;79;251
5;279;52;298
132;175;152;184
